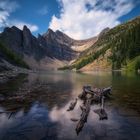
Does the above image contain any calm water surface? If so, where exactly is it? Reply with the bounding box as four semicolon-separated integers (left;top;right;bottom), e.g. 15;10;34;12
0;71;140;140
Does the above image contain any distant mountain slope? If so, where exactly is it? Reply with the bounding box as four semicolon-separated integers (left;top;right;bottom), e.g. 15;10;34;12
66;16;140;72
42;28;98;59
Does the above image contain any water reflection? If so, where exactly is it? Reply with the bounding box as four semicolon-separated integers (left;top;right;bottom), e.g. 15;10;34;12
0;71;140;140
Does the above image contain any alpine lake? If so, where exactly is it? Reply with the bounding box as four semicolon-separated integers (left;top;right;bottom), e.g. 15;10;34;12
0;71;140;140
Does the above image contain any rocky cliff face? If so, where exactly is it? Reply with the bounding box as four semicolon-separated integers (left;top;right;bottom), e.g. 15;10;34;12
42;28;98;59
0;26;47;70
0;26;98;70
42;28;77;60
0;26;23;56
0;26;47;60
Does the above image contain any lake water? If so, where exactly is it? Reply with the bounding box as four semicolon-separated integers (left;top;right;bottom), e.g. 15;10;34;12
0;71;140;140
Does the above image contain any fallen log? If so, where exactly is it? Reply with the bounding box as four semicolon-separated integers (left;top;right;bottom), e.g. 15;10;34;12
70;118;79;122
75;119;84;135
79;86;112;101
67;98;78;111
94;109;108;120
78;86;94;99
68;85;111;135
102;86;112;97
76;98;92;135
94;96;108;120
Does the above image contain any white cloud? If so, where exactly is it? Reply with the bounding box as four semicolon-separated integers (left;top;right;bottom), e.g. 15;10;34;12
49;0;135;39
0;0;19;13
0;0;19;28
38;6;48;15
0;0;38;33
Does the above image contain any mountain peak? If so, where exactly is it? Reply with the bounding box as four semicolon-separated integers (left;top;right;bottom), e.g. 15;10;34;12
42;28;55;38
23;25;30;32
55;30;63;34
23;25;27;29
55;30;73;41
23;25;32;38
3;26;21;34
47;28;54;34
11;26;20;30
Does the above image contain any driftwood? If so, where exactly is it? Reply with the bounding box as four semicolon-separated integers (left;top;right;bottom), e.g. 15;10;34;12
70;118;79;122
94;109;108;120
94;96;108;120
67;98;78;111
75;119;84;135
67;85;112;135
78;86;94;99
78;86;112;104
76;98;92;135
81;98;91;122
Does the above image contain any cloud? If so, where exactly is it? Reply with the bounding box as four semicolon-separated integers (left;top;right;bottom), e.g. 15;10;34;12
0;0;19;13
0;0;38;32
49;0;135;39
38;6;48;15
0;0;19;29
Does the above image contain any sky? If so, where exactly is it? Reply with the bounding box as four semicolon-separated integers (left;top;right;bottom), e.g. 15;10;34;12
0;0;140;39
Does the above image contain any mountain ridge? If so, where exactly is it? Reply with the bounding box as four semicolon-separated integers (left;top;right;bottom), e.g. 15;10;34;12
0;25;98;70
1;16;139;72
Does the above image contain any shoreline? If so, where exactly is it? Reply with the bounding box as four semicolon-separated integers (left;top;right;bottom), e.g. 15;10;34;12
0;68;31;84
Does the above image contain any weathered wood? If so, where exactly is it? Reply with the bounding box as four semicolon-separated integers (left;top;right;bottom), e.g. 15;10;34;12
68;85;111;135
94;96;108;120
75;119;84;135
79;86;111;101
79;85;111;112
76;98;92;135
78;91;86;99
94;109;108;120
67;98;78;111
102;87;112;97
78;86;94;99
70;118;78;122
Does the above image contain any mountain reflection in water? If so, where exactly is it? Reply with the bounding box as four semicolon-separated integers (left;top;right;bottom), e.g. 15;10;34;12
0;71;140;140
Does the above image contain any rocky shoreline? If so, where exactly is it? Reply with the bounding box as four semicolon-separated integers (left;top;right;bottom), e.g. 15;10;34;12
0;59;32;84
0;68;31;84
0;71;20;84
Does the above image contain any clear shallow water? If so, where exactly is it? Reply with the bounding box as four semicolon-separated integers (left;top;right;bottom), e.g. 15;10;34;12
0;71;140;140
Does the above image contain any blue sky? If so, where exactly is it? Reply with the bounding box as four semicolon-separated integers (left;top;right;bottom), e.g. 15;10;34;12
0;0;140;39
10;0;60;34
